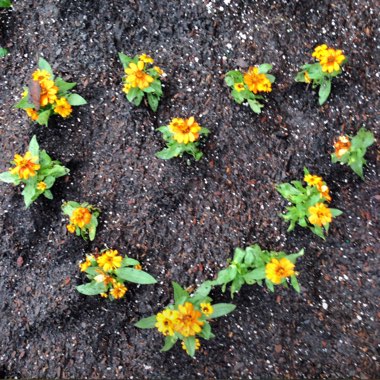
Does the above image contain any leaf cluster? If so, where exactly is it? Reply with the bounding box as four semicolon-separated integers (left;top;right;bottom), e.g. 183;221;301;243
135;281;236;357
155;124;210;161
0;135;69;207
331;128;375;179
224;64;275;114
14;57;87;126
119;52;163;112
0;0;11;8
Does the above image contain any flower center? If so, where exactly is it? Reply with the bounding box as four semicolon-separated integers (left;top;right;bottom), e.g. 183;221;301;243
136;71;144;79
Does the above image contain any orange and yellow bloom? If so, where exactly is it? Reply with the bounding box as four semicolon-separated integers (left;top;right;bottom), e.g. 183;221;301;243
308;203;332;226
319;48;346;73
96;249;123;272
156;309;179;336
79;255;94;272
139;53;154;64
32;69;51;82
312;44;328;60
26;108;39;121
265;257;295;284
70;207;92;228
243;66;272;94
125;61;154;90
54;97;72;118
334;135;351;158
200;303;213;317
174;302;204;337
234;83;245;92
10;151;40;180
39;79;58;106
110;282;128;299
168;116;201;144
304;174;323;187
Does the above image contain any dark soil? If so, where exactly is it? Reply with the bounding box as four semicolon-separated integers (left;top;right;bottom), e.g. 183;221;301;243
0;0;379;379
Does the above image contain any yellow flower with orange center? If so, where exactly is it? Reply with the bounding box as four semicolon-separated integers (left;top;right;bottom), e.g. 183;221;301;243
125;61;154;90
312;44;328;60
319;48;346;73
174;302;204;337
96;250;123;272
181;338;201;354
243;66;272;94
10;151;40;180
110;282;128;299
234;83;245;92
265;257;295;284
32;69;51;82
155;309;179;336
79;255;94;272
37;181;47;191
304;174;323;187
39;79;58;106
25;108;39;121
70;207;92;228
139;53;154;64
308;203;332;226
334;135;351;158
54;97;72;118
168;116;202;144
153;66;164;76
200;303;213;317
317;183;332;202
67;224;76;234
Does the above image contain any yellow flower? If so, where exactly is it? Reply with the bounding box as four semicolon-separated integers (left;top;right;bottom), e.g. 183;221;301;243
308;203;332;226
96;250;123;272
39;79;58;106
32;69;51;82
54;97;72;118
234;83;245;92
70;207;92;228
153;66;164;76
334;135;351;158
122;82;131;94
304;174;323;187
125;61;154;90
110;282;128;299
200;303;213;317
10;151;40;180
181;338;201;354
243;66;272;94
168;116;202;145
79;255;93;272
174;302;204;337
67;224;76;234
100;292;108;298
265;258;295;284
25;108;39;121
134;264;142;270
155;309;179;336
37;181;47;191
319;48;346;73
304;71;311;83
317;183;332;202
312;44;328;60
139;53;154;64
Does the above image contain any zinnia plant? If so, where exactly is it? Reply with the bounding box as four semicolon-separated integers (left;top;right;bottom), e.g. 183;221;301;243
295;44;347;105
331;128;375;179
0;135;69;207
225;64;275;113
62;201;100;241
119;52;164;112
77;248;156;299
135;282;236;357
156;116;210;160
0;0;11;7
276;168;342;239
14;57;87;126
210;244;303;296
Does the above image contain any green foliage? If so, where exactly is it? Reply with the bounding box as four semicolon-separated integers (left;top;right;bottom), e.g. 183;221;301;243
224;64;275;114
0;47;8;57
211;244;304;297
156;124;209;161
0;135;69;208
119;52;164;111
331;128;375;179
0;0;11;7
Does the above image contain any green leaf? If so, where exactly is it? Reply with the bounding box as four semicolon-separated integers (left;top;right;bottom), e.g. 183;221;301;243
0;47;8;57
0;0;11;8
36;110;51;126
76;281;106;296
118;52;132;68
121;257;140;266
265;74;276;83
115;268;156;284
40;164;69;178
150;80;163;96
22;182;37;208
258;63;272;74
199;322;212;339
183;336;196;357
286;249;304;264
38;57;53;75
352;128;375;149
291;275;301;293
126;86;140;102
43;190;53;199
230;275;245;297
244;267;266;284
225;70;243;83
213;266;237;286
172;281;189;304
66;93;87;106
147;93;159;112
14;96;35;109
265;279;275;292
0;171;18;184
209;303;236;319
55;77;77;92
225;76;235;86
161;336;178;352
233;248;245;263
248;99;263;114
28;135;39;157
330;208;343;217
135;315;156;329
155;145;183;160
318;79;331;105
193;280;212;298
39;150;52;168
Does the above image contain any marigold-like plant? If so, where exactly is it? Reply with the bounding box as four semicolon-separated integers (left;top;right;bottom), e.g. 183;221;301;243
14;58;87;126
209;244;303;296
62;201;100;241
0;135;69;207
331;128;375;179
119;52;164;112
225;64;275;113
276;168;342;239
156;116;210;160
135;282;235;357
295;44;347;105
77;248;156;299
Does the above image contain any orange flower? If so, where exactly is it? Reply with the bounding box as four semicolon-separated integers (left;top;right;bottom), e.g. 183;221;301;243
110;282;128;299
25;108;39;121
168;116;201;144
10;151;40;180
243;66;272;94
39;79;58;106
312;44;328;60
70;207;92;228
67;224;76;234
79;255;93;272
319;48;346;73
96;250;123;272
317;183;332;202
125;61;154;90
304;174;323;187
174;302;204;337
36;181;47;191
155;309;179;336
265;258;295;284
308;203;332;227
32;69;51;82
134;264;142;270
54;97;72;118
334;135;351;158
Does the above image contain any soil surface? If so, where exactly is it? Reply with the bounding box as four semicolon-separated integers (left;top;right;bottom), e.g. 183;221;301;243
0;0;379;379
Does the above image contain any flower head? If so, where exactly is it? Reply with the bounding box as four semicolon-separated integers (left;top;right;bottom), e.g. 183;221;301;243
312;44;328;60
125;61;154;90
79;255;94;272
54;97;72;118
308;203;332;226
25;108;39;121
134;264;142;270
39;79;58;106
37;181;47;191
317;183;332;202
67;224;76;234
181;338;201;354
168;116;202;144
110;282;128;299
155;309;179;336
334;135;351;158
243;66;272;94
70;207;92;228
139;54;154;64
200;303;213;317
10;151;40;180
153;66;164;76
265;257;295;284
174;302;204;337
304;174;323;187
319;48;346;73
32;69;51;82
234;82;245;92
96;250;123;272
100;292;108;298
